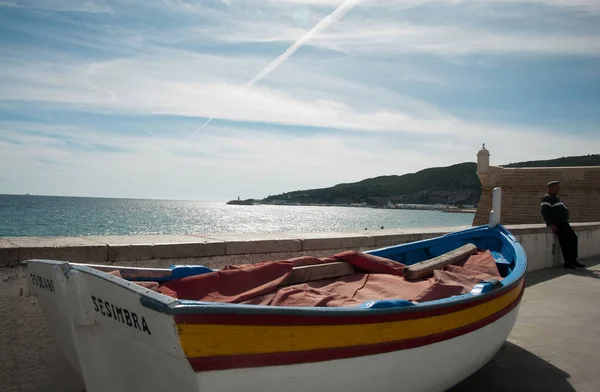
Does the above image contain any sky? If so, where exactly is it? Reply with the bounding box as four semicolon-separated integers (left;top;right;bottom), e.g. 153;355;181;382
0;0;599;201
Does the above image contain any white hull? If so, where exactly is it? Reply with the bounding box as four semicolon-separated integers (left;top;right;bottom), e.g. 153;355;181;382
196;306;520;392
27;261;198;392
26;259;521;392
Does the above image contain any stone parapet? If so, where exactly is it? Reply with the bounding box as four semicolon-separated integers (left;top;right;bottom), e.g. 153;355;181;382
0;226;472;267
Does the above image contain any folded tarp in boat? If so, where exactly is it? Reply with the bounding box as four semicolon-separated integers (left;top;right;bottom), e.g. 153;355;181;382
127;249;501;307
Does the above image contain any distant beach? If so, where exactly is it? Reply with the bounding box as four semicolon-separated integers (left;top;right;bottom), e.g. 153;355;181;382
0;194;475;237
228;198;477;213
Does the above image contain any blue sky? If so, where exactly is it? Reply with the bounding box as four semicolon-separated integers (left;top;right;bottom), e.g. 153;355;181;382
1;0;599;200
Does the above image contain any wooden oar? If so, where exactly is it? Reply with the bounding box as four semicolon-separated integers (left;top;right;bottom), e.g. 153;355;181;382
403;243;478;280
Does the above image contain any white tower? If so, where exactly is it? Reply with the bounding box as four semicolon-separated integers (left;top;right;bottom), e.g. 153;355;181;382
476;143;490;175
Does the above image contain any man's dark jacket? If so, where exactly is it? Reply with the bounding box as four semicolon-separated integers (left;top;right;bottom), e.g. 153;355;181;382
541;194;570;226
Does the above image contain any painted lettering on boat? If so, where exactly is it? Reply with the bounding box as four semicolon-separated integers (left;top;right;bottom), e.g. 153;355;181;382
30;273;55;293
91;296;151;335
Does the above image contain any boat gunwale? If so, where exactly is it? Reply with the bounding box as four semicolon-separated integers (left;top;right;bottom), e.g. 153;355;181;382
172;277;525;325
167;224;527;318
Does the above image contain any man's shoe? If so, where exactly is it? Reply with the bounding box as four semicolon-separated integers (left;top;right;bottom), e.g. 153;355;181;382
564;262;576;270
574;261;585;268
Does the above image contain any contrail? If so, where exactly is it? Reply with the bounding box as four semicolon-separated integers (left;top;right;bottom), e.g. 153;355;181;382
189;0;361;138
141;127;162;140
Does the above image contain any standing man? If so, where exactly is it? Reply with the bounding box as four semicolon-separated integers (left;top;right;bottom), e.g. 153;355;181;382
541;181;585;269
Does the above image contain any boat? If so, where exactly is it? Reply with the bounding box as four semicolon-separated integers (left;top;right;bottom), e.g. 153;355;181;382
25;188;526;392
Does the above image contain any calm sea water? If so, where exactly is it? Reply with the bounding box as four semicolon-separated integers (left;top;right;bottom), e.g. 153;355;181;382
0;195;474;237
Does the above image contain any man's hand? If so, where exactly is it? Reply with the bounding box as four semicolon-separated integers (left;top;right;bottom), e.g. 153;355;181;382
551;225;557;233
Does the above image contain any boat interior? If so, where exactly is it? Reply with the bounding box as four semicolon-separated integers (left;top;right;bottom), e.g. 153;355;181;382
79;225;522;308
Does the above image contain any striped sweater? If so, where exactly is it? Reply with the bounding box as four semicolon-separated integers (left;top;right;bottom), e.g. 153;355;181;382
541;194;570;226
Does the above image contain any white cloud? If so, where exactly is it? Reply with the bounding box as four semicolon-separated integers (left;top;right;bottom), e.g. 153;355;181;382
1;45;598;169
1;0;599;200
0;50;452;134
458;0;600;14
2;119;599;200
359;0;600;15
0;121;437;199
172;10;600;57
156;0;600;15
311;23;600;56
117;2;600;58
0;0;113;13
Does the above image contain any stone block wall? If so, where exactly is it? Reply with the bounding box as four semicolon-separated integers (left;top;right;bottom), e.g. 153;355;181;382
473;164;600;226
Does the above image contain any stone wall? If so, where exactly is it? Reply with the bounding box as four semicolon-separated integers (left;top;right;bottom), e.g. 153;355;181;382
473;146;600;225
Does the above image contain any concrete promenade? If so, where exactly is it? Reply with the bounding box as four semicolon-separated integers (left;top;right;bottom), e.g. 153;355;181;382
452;255;600;391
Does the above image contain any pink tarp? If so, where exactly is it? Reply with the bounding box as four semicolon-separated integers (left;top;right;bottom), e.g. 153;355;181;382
144;249;502;307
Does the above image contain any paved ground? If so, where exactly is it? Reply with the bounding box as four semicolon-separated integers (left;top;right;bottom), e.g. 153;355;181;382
450;255;600;392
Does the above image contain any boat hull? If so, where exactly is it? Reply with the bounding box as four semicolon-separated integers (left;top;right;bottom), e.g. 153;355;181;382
25;260;523;392
194;305;520;392
24;224;527;392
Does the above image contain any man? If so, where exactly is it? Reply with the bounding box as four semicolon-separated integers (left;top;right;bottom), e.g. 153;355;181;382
541;181;584;269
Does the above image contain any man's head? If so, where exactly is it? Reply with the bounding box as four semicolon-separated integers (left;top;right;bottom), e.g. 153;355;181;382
547;180;560;195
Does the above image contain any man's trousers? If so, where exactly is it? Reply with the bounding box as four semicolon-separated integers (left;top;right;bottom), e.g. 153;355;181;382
556;222;578;263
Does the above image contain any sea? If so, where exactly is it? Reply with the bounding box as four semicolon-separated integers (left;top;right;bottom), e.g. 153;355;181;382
0;194;475;237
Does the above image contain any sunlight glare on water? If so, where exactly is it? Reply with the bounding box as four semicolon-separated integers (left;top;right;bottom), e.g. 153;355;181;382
0;195;474;237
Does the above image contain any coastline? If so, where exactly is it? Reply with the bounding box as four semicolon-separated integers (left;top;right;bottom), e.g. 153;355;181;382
227;199;477;213
237;201;477;214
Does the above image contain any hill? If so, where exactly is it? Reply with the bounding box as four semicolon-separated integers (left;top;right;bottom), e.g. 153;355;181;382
260;154;600;207
263;162;480;206
502;154;600;168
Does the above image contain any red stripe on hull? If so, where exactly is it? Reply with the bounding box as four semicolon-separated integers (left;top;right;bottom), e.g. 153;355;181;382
175;279;523;326
186;287;524;372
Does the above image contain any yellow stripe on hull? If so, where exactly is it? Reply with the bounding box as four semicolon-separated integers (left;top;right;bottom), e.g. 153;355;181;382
177;280;524;358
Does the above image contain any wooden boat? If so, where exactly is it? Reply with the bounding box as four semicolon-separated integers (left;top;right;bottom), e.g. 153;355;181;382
25;191;526;392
